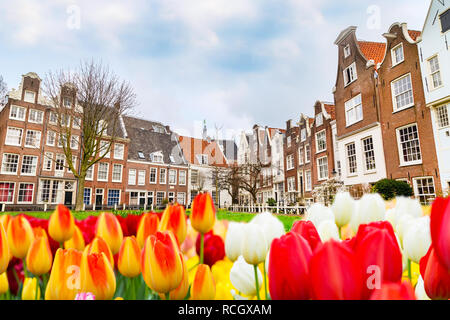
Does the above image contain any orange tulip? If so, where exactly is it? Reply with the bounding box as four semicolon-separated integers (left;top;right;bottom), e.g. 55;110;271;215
26;233;53;276
191;193;216;234
45;248;82;300
85;237;114;268
118;236;141;278
190;264;216;300
0;214;11;230
7;215;34;259
0;222;10;274
141;231;183;295
168;253;189;300
48;204;75;243
95;212;123;254
80;251;116;300
33;227;48;239
64;225;86;251
159;204;187;244
136;212;160;248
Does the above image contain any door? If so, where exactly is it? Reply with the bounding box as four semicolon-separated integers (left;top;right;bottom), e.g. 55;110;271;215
64;192;73;206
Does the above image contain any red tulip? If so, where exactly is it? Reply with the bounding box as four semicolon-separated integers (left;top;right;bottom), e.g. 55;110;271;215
268;232;313;300
48;204;75;243
76;216;98;244
430;197;450;271
420;247;450;300
136;212;160;248
291;220;322;251
369;281;416;300
191;192;216;234
353;221;397;250
195;231;225;267
159;204;187;245
95;212;124;254
309;240;363;300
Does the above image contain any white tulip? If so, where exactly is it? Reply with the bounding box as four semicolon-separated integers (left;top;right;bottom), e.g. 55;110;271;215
396;214;415;245
317;220;340;242
241;223;268;265
415;276;430;300
230;256;263;297
230;290;249;300
250;212;285;249
392;197;422;229
403;216;431;263
225;222;246;262
358;193;386;223
385;208;397;227
331;192;355;227
305;203;334;228
349;200;361;234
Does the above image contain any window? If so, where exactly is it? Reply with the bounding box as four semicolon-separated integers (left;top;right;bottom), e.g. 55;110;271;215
286;154;294;170
346;143;357;175
344;44;351;58
138;151;145;159
49;112;58;125
58;134;66;148
107;190;120;206
345;94;363;126
46;131;56;146
25;130;41;148
317;156;328;181
191;170;198;185
156;192;165;206
150;152;163;163
440;9;450;33
391;43;404;66
28;109;44;124
362;136;376;171
343;62;357;86
159;168;167;184
9;105;26;121
70;135;79;149
179;170;186;185
298;147;304;165
305;170;312;191
86;165;94;181
300;129;306;142
21;155;38;175
112;164;122;182
18;183;33;203
168;192;175;203
316;130;326;153
287;136;291;148
55;154;65;172
436;104;449;129
43;152;53;171
128;169;136;185
138;170;146;185
5;127;23;146
100;141;110;158
169;169;177;185
73;117;81;129
1;154;19;174
315;113;323;127
397;124;422;165
413;177;435;205
70;156;77;172
197;154;208;165
391;74;414;111
305;144;310;163
287;177;296;192
63;97;72;108
83;188;91;205
177;192;186;205
114;143;124;160
149;167;157;184
0;182;15;203
428;56;443;90
24;91;36;103
98;163;109;181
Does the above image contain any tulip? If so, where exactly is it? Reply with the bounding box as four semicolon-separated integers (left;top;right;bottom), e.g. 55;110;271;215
230;255;263;297
136;212;160;248
392;197;422;230
80;251;116;300
430;197;450;270
26;234;53;276
168;253;189;300
369;281;416;300
48;204;75;243
420;247;450;300
403;216;431;264
117;236;141;278
310;240;363;300
268;232;313;300
331;192;355;228
195;231;225;267
75;292;95;300
64;225;86;251
250;212;285;248
141;231;183;296
190;264;216;300
0;222;10;274
415;276;431;300
159;204;187;245
317;220;340;242
45;248;82;300
225;222;245;262
0;215;11;230
7;215;34;259
22;277;40;300
191;192;216;234
241;223;268;266
291;220;322;251
85;237;114;268
95;212;123;255
0;272;8;295
305;203;334;228
351;194;385;234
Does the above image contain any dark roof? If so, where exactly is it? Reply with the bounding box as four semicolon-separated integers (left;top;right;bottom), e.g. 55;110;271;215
122;116;186;165
217;139;238;162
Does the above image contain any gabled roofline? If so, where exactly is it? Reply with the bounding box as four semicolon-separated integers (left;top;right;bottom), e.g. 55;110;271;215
334;26;357;45
419;0;435;39
379;22;421;66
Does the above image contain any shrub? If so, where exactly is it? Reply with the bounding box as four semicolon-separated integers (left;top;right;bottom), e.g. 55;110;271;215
267;198;277;207
372;179;413;200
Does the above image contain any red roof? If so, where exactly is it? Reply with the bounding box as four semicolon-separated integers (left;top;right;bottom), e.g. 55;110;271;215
267;127;285;139
408;30;421;41
358;41;386;64
178;136;228;167
324;104;336;120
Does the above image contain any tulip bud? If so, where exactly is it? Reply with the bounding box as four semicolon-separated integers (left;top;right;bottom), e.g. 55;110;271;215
392;197;422;229
22;277;40;300
331;192;355;227
357;193;385;223
80;251;116;300
141;231;183;294
26;234;53;276
403;216;431;264
117;236;141;278
225;222;245;262
0;222;10;274
159;204;187;244
230;255;263;297
250;212;285;248
0;272;9;295
191;192;216;234
420;247;450;300
95;212;123;255
85;237;114;269
190;264;216;300
430;197;450;271
64;225;86;251
291;220;322;250
195;231;225;267
241;223;268;266
136;212;159;248
7;215;34;259
317;220;340;242
305;203;335;228
168;253;189;300
48;204;75;243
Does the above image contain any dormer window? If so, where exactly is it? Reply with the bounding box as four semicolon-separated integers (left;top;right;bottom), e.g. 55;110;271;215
391;43;404;67
24;91;36;103
150;152;164;163
138;151;145;159
315;113;323;127
152;125;166;134
197;154;208;165
344;45;351;58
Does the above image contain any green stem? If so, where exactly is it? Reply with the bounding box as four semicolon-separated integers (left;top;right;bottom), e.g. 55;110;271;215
199;233;205;265
263;262;268;300
59;242;64;249
165;292;170;300
131;277;136;301
22;259;28;278
338;226;342;239
35;276;39;300
253;265;260;300
407;259;412;282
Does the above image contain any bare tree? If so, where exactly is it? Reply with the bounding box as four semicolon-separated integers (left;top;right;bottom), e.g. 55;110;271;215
43;60;136;210
0;75;7;107
215;164;240;204
238;161;266;204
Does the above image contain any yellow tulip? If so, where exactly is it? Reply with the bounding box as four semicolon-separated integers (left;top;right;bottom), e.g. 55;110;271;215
48;204;75;243
26;234;53;276
80;251;116;300
159;204;187;245
191;193;216;234
7;215;34;259
0;272;8;295
190;264;216;300
117;236;141;278
95;212;123;254
64;225;85;251
22;277;40;300
0;222;10;274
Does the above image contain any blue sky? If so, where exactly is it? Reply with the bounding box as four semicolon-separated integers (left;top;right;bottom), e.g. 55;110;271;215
0;0;430;140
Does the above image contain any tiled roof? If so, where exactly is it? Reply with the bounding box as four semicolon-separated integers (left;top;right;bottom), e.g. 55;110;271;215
408;30;421;41
217;139;238;162
324;104;336;120
358;41;386;64
178;136;228;167
267;127;285;138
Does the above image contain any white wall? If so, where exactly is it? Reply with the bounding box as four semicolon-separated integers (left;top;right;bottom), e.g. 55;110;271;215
188;165;232;207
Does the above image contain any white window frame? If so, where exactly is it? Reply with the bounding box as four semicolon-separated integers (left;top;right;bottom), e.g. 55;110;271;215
43;152;53;171
346;142;357;176
305;144;310;164
28;109;44;124
391;43;404;67
97;162;109;182
17;183;34;204
5;127;23;146
46;130;56;146
112;164;123;183
298;147;304;165
391;73;414;112
427;55;443;91
362;136;376;173
113;143;124;160
149;167;157;184
83;188;92;205
86;164;94;181
49;112;58;125
305;170;312;192
197;154;208;165
286;154;294;170
9;105;26;121
0;182;15;204
55;154;65;173
315;113;323;127
436;104;449;129
345;94;363;127
24;130;41;148
70;135;79;150
169;169;177;185
100;140;110;158
344;44;351;58
343;62;357;87
1;153;20;174
396;123;422;166
287;136;291;148
160;168;167;184
315;129;327;153
317;156;328;181
179;170;186;186
412;177;436;205
138;170;146;186
128;169;136;185
21;155;38;176
107;189;121;206
177;192;186;205
300;128;306;142
287;176;296;192
24;91;36;103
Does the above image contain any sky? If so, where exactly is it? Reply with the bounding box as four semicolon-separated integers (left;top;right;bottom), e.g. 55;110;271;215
0;0;430;140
